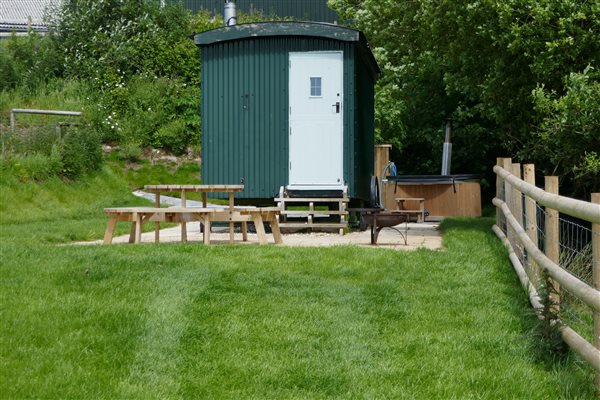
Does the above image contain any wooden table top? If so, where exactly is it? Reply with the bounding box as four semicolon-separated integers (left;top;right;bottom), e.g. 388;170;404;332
144;184;244;193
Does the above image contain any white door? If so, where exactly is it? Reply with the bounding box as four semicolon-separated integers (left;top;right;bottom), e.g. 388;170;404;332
288;51;344;190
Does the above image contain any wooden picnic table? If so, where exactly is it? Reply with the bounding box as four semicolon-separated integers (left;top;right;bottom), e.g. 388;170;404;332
395;197;425;223
143;184;244;243
103;206;282;245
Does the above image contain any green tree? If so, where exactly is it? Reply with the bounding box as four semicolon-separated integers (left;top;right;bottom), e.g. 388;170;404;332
47;0;201;85
532;67;600;197
0;32;63;92
329;0;599;196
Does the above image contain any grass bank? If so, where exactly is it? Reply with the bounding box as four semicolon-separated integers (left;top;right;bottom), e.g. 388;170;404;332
0;171;596;398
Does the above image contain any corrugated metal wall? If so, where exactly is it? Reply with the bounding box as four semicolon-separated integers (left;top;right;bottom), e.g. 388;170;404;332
169;0;338;23
201;36;369;200
354;53;375;201
202;38;289;199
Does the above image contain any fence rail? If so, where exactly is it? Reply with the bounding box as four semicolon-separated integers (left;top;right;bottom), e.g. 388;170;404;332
10;108;82;132
493;158;600;389
494;165;600;223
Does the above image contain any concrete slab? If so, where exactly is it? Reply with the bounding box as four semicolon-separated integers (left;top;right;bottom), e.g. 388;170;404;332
83;221;442;251
83;192;443;250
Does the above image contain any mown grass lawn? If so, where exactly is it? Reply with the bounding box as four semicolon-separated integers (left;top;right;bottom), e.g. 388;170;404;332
0;170;596;399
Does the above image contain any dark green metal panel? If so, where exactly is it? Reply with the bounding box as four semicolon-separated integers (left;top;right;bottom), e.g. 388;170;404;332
168;0;339;23
202;39;288;199
199;23;379;200
353;54;375;200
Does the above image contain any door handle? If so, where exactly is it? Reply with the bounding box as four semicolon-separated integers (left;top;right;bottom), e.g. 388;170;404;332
332;102;340;114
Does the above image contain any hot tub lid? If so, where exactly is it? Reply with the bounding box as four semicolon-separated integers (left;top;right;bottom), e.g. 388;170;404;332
385;174;481;184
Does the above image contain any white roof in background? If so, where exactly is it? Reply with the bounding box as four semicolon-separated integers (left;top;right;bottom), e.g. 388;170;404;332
0;0;61;27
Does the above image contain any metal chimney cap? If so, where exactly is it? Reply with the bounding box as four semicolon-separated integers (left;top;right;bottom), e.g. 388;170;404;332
224;0;237;26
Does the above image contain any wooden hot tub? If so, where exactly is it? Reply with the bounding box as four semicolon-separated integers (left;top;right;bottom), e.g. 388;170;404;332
382;174;481;219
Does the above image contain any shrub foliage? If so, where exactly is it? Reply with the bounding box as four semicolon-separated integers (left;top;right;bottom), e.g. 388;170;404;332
1;1;220;181
329;0;600;197
1;124;102;181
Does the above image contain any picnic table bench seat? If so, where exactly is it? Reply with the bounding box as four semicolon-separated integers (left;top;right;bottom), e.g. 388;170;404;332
395;197;426;223
103;206;282;245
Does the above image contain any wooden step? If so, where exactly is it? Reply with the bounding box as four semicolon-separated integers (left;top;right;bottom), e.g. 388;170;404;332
274;197;349;203
275;192;349;235
278;222;347;229
282;210;348;216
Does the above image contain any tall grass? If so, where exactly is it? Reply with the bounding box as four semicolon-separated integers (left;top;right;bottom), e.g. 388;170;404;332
0;79;87;123
0;171;596;398
0;166;149;243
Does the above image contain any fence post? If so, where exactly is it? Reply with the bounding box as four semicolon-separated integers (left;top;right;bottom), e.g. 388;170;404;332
374;144;391;180
496;158;504;228
512;163;523;226
375;144;392;208
502;158;514;244
512;164;524;260
592;193;599;388
524;164;539;287
544;176;560;317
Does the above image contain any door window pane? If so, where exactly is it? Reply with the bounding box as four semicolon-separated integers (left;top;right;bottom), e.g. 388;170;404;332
310;77;322;97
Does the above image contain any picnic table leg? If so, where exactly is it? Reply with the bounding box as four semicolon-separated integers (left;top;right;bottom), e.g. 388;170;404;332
229;223;235;243
253;214;267;245
242;222;248;241
181;190;187;243
228;193;235;243
269;216;283;244
419;200;425;223
154;193;161;243
200;193;208;234
129;219;136;243
103;216;118;244
203;217;211;245
134;212;143;243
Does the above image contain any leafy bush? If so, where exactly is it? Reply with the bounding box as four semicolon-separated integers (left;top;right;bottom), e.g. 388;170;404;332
60;125;103;179
330;0;600;197
0;33;63;93
154;119;190;154
87;75;199;154
1;123;102;181
531;67;600;196
1;1;270;171
118;141;143;162
0;45;19;92
48;0;199;85
3;125;60;155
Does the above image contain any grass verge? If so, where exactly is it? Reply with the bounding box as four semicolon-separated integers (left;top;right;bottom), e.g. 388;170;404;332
0;171;596;398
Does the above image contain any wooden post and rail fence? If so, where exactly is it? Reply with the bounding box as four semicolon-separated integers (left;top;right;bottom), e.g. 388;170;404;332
493;157;600;389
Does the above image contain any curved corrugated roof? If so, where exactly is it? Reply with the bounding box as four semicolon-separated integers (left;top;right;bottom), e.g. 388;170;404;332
195;21;360;45
194;21;381;78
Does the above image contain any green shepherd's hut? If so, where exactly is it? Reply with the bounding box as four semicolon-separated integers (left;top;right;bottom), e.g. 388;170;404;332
194;20;381;203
